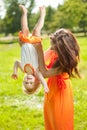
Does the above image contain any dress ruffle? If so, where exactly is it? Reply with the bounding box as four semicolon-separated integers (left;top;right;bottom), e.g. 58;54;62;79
19;31;42;44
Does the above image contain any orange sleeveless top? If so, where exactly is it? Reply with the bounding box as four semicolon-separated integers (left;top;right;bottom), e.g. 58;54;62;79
44;49;69;90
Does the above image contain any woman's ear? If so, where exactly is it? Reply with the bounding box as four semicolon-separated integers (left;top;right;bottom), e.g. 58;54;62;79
50;35;54;40
50;35;56;44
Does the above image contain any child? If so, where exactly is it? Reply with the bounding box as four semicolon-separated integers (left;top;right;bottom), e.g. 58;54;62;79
11;5;49;94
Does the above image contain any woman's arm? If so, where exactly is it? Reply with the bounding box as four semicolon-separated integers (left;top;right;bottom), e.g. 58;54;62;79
34;43;61;78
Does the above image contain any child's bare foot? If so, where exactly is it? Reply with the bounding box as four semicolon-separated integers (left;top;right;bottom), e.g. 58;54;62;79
19;4;27;14
39;6;46;18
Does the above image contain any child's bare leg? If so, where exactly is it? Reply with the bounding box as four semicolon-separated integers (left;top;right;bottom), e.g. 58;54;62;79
19;5;29;36
32;6;46;37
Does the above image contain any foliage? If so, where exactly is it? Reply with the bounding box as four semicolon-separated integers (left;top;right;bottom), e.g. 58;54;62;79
0;18;4;33
3;0;21;34
78;3;87;35
52;0;87;34
44;6;56;34
0;0;87;35
2;0;35;35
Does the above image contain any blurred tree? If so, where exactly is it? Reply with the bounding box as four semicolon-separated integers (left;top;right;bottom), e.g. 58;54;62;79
65;0;87;35
3;0;35;35
1;0;87;35
50;0;87;35
53;0;82;30
44;6;56;34
0;18;4;34
78;3;87;36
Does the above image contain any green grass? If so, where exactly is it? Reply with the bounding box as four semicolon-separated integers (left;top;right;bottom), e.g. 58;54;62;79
0;36;87;130
72;37;87;130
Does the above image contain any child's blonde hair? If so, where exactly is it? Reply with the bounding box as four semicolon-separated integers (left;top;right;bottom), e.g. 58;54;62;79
23;76;40;94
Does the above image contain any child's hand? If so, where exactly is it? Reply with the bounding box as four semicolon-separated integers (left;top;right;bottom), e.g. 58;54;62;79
44;86;49;93
11;74;18;80
18;38;24;47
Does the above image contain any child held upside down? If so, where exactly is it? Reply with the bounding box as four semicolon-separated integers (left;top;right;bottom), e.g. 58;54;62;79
11;5;49;94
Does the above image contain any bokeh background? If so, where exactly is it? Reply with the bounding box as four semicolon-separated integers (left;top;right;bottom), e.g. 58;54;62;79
0;0;87;130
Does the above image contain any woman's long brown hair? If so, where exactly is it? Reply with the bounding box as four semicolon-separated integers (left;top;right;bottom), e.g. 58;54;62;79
51;29;80;77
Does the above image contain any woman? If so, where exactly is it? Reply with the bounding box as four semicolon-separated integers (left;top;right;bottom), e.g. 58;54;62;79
34;28;80;130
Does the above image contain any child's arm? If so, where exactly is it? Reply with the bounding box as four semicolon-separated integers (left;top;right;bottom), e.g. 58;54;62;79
35;68;49;93
11;60;24;79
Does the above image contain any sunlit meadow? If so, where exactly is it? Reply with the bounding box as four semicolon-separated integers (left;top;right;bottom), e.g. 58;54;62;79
0;36;87;130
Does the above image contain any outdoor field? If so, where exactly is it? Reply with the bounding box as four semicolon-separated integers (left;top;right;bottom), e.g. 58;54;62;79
0;36;87;130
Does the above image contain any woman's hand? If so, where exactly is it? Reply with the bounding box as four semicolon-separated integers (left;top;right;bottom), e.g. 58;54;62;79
18;38;24;47
33;42;42;51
